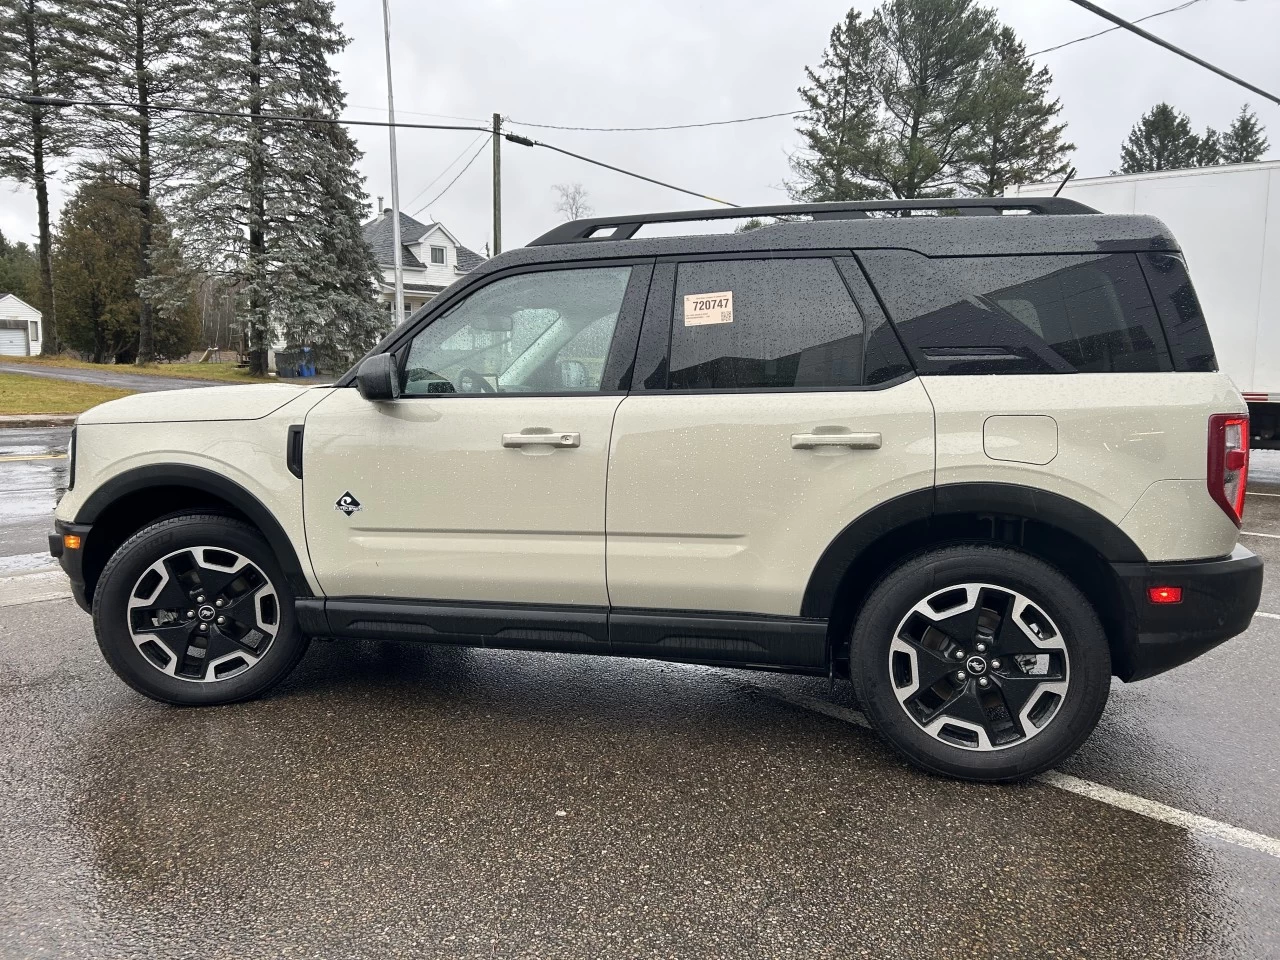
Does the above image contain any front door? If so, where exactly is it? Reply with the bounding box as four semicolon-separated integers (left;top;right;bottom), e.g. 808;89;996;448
302;262;650;607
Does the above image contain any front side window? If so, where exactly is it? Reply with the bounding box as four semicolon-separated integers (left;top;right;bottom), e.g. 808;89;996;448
667;258;864;390
430;246;446;265
402;267;632;395
860;250;1172;374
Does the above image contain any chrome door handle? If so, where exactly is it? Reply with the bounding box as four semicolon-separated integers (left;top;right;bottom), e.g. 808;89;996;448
502;431;581;448
790;431;882;450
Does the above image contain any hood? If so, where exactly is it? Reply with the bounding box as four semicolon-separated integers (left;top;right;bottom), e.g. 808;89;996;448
78;383;314;425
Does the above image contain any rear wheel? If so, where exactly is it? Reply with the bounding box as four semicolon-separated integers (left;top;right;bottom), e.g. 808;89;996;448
849;545;1111;782
92;514;309;705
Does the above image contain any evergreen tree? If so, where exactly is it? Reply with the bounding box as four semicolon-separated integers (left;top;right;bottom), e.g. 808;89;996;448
54;181;199;363
959;26;1072;196
176;0;381;374
790;9;882;201
75;0;210;365
1195;127;1221;166
0;0;87;352
1119;103;1201;173
793;1;1070;201
0;228;40;302
1221;105;1269;164
867;0;997;198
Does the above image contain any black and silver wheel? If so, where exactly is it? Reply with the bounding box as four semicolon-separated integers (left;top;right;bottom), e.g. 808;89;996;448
93;514;309;705
850;545;1110;782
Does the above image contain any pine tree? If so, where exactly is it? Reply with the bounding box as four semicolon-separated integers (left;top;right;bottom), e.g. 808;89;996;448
1195;127;1221;166
958;26;1073;196
75;0;210;364
792;1;1063;202
867;0;998;198
1221;105;1269;164
0;0;87;353
54;180;199;363
175;0;381;374
790;9;882;201
1119;103;1201;173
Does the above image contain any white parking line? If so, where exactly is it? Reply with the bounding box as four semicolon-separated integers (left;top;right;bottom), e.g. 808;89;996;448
1241;531;1280;539
737;678;1280;861
1255;612;1280;620
1246;491;1280;498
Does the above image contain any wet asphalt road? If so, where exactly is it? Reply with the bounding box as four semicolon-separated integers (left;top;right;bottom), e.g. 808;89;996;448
0;363;215;392
2;444;1280;957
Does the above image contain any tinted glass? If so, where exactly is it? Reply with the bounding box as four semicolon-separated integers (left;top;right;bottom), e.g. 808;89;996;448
668;258;863;390
402;267;632;395
861;250;1173;374
1140;252;1216;372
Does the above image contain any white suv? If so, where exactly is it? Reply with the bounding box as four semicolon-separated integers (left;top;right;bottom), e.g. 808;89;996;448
50;199;1263;781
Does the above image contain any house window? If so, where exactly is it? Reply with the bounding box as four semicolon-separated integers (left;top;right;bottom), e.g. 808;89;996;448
28;321;39;342
430;246;446;265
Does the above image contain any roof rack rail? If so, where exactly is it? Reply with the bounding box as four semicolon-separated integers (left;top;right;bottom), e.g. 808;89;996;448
528;197;1099;246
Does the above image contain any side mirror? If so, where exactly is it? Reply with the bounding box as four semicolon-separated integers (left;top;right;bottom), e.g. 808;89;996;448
355;354;401;401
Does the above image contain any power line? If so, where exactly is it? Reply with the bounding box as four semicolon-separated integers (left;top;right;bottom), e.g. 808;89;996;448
3;93;736;208
1064;0;1279;106
409;136;492;216
504;109;804;132
402;132;486;210
504;133;737;207
1031;0;1203;56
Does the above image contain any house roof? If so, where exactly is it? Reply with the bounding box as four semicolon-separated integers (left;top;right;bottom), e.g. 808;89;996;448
362;210;486;274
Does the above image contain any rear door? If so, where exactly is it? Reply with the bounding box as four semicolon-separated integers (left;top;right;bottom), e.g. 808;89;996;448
604;254;935;645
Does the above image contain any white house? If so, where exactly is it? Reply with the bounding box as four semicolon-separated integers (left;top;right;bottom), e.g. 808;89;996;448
362;208;486;320
0;293;42;356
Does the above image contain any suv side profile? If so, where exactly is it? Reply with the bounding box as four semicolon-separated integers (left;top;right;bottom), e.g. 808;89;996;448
50;198;1263;782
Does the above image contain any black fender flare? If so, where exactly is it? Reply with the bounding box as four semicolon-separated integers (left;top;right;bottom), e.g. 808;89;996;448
75;464;313;597
800;482;1146;618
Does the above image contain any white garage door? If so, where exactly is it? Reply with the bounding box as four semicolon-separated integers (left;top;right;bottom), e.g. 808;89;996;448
0;328;29;356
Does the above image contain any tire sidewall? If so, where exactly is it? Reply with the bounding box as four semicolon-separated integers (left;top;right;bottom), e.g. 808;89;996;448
93;515;305;706
851;546;1111;781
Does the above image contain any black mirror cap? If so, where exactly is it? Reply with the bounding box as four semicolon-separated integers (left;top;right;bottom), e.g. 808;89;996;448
355;353;401;401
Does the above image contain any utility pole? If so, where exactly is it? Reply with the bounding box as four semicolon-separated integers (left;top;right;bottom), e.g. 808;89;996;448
492;112;502;255
381;0;405;321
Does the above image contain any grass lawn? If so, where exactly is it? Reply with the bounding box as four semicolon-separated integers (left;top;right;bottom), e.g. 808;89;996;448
0;372;134;415
1;354;265;384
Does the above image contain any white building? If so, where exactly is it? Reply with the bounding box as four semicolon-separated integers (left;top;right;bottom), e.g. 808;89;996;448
362;208;486;320
0;293;43;356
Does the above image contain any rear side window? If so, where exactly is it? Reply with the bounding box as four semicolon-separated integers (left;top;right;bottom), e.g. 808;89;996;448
859;251;1173;374
1139;253;1217;372
667;258;864;390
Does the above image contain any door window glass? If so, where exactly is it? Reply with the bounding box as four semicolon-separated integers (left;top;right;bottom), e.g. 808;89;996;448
402;267;632;395
668;258;863;390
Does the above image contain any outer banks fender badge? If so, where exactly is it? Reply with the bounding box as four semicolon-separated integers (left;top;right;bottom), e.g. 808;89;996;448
335;492;362;516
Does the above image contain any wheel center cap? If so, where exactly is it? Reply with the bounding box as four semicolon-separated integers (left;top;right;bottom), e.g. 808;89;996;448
965;655;988;676
198;605;216;622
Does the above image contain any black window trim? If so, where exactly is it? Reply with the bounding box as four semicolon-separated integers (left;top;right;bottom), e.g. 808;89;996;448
375;259;656;400
632;249;917;395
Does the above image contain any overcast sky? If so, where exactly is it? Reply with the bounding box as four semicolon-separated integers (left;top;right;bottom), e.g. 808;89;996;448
2;0;1277;254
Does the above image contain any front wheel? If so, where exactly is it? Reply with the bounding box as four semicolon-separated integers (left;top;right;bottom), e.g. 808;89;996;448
849;545;1111;782
92;514;309;705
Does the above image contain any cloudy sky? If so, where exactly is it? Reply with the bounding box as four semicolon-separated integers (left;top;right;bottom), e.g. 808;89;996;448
2;0;1277;254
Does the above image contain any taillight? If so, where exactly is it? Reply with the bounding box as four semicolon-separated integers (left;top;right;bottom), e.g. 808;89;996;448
1208;414;1249;526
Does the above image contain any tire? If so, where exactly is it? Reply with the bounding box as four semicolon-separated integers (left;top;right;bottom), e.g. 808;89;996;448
92;513;309;706
849;544;1110;782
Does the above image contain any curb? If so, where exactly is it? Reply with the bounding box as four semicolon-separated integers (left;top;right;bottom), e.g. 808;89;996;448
0;414;77;428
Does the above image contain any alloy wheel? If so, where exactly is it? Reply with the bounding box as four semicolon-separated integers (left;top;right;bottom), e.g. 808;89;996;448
888;582;1070;751
126;546;280;683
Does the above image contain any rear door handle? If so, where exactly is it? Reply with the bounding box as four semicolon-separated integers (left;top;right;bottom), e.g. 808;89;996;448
791;431;882;450
502;431;581;448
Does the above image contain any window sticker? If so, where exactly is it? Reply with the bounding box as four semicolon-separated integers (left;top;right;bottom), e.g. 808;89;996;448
683;291;733;326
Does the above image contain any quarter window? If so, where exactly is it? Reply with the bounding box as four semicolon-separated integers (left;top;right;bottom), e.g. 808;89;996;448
402;267;632;395
860;251;1173;374
667;258;864;390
